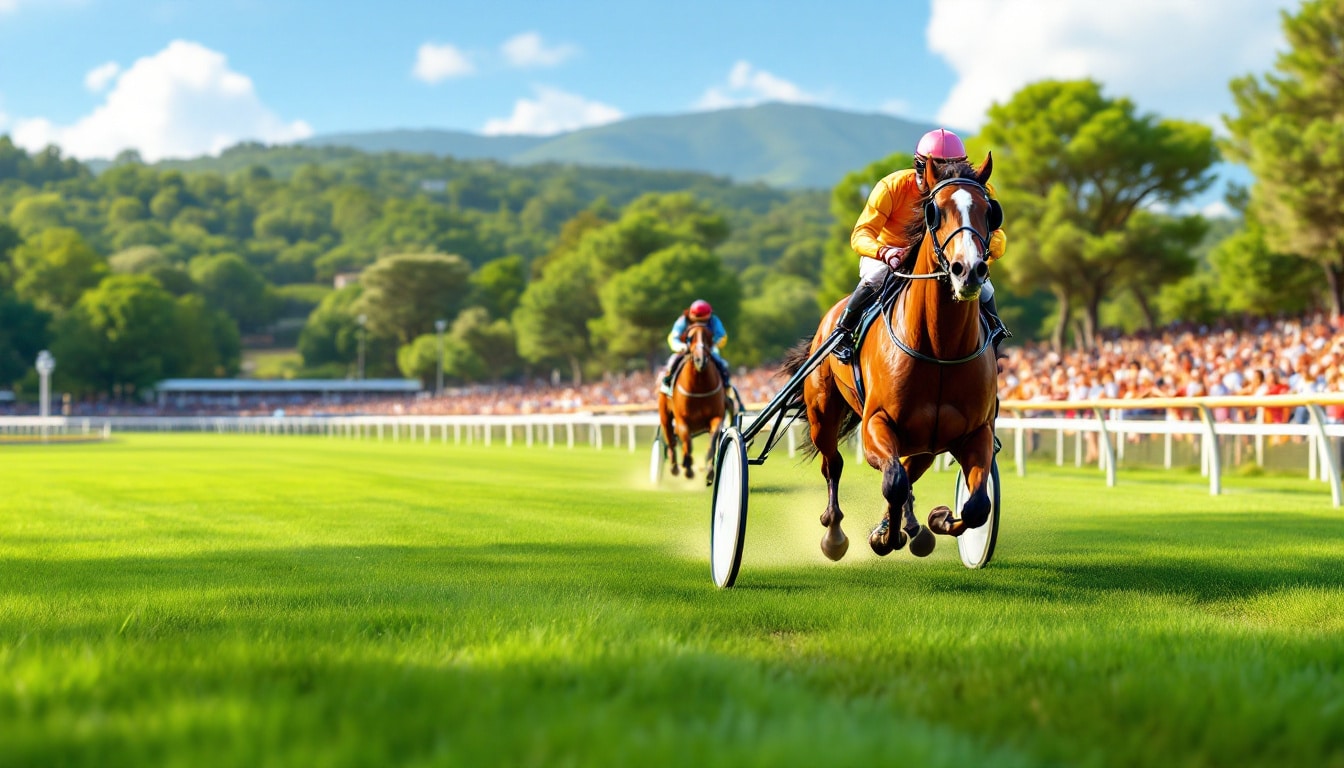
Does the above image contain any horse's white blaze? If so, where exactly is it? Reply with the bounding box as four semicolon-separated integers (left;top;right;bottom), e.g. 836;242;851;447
950;188;984;299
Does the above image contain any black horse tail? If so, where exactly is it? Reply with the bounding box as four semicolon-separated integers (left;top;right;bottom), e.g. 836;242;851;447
778;336;861;461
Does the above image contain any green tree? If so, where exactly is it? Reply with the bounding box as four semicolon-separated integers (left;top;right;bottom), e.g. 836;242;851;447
8;192;68;237
12;228;108;313
0;291;50;386
165;295;242;378
451;306;520;380
513;254;601;385
189;253;275;333
298;285;397;376
358;252;473;345
469;255;526;319
735;274;820;367
50;275;181;394
1224;0;1344;313
397;333;483;385
591;242;741;365
977;79;1217;347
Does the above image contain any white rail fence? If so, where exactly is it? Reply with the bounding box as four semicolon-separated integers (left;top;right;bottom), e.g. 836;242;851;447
4;394;1343;506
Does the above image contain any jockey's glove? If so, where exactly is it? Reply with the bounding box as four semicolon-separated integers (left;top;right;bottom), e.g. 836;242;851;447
878;245;909;270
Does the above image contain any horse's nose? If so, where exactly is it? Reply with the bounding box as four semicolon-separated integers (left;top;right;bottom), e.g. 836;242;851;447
974;261;988;280
950;261;965;278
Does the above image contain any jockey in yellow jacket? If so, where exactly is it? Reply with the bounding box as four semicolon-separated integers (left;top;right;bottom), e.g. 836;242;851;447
832;128;1011;363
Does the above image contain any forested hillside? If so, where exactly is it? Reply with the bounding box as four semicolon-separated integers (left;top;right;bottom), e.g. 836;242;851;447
0;137;828;396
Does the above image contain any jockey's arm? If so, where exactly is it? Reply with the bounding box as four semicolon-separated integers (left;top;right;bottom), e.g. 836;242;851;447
985;181;1007;262
667;317;688;353
711;317;728;351
850;179;895;260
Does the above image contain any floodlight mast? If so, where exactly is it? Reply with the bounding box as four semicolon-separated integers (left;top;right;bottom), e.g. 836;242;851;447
35;350;55;419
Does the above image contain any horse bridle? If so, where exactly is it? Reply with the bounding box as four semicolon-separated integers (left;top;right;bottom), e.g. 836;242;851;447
891;177;997;283
884;177;997;365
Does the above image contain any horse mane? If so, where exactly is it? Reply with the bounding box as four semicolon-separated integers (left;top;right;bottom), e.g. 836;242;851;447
900;160;981;253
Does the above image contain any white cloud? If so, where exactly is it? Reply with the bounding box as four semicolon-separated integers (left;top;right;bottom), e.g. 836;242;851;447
482;86;622;136
696;61;817;110
501;32;577;69
12;40;312;161
929;0;1293;129
1200;200;1234;219
412;42;474;84
84;61;120;93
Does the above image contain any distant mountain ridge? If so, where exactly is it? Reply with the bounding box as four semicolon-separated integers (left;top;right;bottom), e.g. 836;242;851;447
299;103;936;190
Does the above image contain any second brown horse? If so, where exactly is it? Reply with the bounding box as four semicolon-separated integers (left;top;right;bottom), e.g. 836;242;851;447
658;323;728;484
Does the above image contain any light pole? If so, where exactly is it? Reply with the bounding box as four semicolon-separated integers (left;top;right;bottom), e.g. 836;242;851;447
356;314;367;381
434;319;447;395
35;350;54;418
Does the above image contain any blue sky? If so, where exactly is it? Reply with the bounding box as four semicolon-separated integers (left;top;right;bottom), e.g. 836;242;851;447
0;0;1299;187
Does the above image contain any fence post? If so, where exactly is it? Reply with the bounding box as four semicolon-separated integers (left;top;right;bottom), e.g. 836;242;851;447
1013;412;1027;478
1197;406;1221;497
1093;409;1116;488
567;422;574;449
628;422;636;453
1306;405;1341;507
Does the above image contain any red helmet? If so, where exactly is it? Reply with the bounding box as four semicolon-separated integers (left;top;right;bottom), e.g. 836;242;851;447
915;128;967;161
689;300;713;320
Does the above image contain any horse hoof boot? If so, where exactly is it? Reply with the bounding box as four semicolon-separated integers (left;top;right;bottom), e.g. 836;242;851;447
821;529;849;561
908;525;937;557
927;505;957;536
868;519;906;556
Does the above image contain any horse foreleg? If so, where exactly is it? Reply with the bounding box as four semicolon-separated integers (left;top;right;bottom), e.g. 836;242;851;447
930;425;995;537
809;389;850;562
863;412;911;556
900;455;938;557
678;423;695;480
659;398;679;476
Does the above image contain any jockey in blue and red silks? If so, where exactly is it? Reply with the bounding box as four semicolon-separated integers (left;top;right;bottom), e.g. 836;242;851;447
659;299;730;396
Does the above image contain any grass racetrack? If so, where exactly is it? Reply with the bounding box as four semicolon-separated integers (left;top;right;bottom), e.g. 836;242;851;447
3;433;1343;766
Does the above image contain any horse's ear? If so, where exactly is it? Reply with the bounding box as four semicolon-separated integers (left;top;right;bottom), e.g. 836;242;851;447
922;156;939;192
975;151;993;186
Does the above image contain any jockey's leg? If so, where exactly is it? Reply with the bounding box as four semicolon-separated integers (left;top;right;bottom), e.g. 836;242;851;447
659;352;683;396
979;279;1012;351
711;351;730;385
832;258;887;364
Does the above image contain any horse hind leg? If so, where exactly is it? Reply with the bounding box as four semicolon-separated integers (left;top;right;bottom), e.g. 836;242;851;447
809;386;850;562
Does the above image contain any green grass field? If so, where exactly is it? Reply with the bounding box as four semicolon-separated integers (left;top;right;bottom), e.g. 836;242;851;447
2;434;1343;767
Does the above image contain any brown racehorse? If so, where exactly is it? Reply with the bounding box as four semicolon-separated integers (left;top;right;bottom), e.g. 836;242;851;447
782;155;1000;561
658;323;728;484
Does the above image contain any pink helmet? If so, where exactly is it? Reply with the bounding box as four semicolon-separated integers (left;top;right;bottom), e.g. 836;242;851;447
689;300;713;320
915;128;967;161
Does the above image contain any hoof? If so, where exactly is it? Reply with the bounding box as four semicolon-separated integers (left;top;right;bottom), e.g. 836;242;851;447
821;529;849;561
670;464;680;477
685;466;695;480
868;519;907;556
908;525;937;557
927;506;965;537
705;471;714;487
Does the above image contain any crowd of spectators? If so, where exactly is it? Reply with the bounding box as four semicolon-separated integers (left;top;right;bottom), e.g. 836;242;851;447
998;313;1344;422
4;314;1342;420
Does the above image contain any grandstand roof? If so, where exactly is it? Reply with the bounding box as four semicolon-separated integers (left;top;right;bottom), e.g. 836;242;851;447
154;379;422;394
